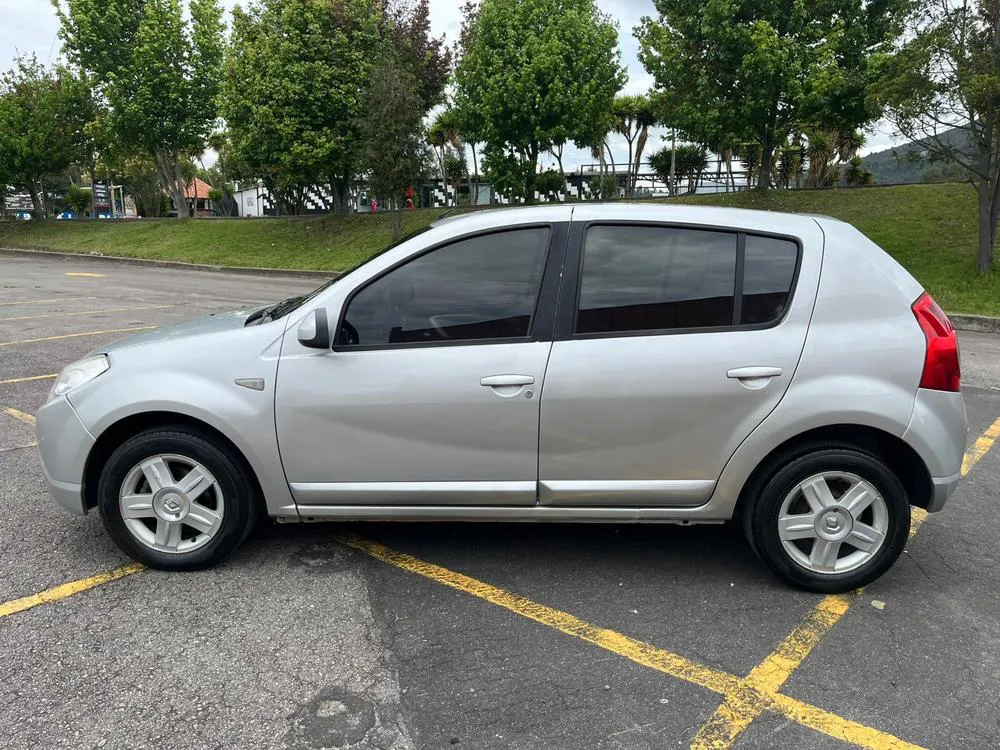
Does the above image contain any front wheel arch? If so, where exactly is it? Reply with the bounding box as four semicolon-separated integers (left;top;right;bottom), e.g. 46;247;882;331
83;411;265;516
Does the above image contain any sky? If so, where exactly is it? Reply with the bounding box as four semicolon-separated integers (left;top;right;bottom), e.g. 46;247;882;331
2;0;901;171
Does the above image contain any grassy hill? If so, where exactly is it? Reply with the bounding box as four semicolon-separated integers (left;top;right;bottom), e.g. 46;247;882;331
1;182;996;316
859;128;971;184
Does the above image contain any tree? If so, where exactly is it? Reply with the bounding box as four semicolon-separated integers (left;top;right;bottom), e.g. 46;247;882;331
613;95;657;197
649;144;708;193
64;183;92;216
377;0;450;113
637;0;904;190
878;0;1000;272
364;58;424;239
0;56;95;217
455;0;625;202
427;110;462;207
58;0;225;218
804;128;865;187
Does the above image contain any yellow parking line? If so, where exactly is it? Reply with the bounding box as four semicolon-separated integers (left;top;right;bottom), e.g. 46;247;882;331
340;534;925;750
0;296;98;307
338;534;744;695
2;406;36;425
0;373;57;385
690;419;996;750
0;563;143;618
65;272;106;278
962;415;1000;476
0;326;155;348
0;304;173;323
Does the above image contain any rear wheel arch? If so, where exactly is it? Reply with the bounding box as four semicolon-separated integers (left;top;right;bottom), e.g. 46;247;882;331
83;411;265;514
735;423;934;517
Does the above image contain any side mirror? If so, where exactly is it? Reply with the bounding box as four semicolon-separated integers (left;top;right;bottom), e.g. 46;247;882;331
297;308;331;349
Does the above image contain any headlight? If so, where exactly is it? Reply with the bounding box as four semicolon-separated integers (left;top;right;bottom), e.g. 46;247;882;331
49;355;110;399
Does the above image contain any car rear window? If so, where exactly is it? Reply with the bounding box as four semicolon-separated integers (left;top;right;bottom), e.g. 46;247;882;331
741;235;798;325
577;226;737;334
575;225;798;335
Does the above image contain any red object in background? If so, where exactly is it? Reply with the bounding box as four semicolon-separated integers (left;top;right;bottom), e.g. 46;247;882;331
405;185;415;209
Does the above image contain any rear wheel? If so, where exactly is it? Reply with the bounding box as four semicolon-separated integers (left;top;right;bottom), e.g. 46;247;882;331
743;448;910;593
97;427;259;570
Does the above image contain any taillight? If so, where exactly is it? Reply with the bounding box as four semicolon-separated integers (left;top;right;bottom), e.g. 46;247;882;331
911;292;960;392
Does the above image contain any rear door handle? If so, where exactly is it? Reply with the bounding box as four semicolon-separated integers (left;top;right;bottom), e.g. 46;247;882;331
480;374;535;387
726;367;783;379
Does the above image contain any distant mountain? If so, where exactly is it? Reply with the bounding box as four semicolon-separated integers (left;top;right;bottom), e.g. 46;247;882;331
860;128;972;184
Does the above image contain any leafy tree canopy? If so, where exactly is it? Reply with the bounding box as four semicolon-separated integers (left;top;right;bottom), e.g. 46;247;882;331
455;0;625;201
637;0;906;186
0;55;96;216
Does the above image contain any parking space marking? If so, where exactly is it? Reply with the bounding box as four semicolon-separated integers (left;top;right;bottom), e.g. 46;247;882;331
0;410;995;748
690;417;995;750
65;272;106;278
0;373;56;385
0;326;155;348
0;563;143;618
0;296;98;307
339;534;924;750
2;407;36;425
962;415;1000;476
0;304;173;323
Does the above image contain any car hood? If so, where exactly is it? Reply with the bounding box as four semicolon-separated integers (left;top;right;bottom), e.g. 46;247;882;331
96;307;265;354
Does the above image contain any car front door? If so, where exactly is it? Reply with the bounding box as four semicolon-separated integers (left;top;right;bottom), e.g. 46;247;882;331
275;224;565;507
538;220;820;507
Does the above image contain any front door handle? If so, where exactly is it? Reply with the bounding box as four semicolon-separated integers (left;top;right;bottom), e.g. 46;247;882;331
726;367;783;380
480;374;535;387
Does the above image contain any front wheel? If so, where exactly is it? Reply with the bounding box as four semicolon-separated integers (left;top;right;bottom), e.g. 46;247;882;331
97;427;259;570
743;448;911;593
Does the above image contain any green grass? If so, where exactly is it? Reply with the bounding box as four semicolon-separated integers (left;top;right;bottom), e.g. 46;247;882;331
1;182;997;315
0;209;445;272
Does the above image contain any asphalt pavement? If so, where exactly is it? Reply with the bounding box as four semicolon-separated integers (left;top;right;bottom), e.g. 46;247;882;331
1;250;998;750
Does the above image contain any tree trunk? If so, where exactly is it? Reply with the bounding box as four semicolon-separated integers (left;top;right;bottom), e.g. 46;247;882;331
553;146;567;201
633;128;648;198
978;183;994;273
471;143;479;205
29;186;44;219
757;133;774;191
390;204;402;241
669;131;677;196
524;144;539;205
154;149;187;218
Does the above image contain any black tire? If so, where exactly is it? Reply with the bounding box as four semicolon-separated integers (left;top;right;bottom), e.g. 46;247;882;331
97;427;259;570
742;448;910;593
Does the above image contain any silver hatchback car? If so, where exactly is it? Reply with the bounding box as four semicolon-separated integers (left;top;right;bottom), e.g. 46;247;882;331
37;204;967;592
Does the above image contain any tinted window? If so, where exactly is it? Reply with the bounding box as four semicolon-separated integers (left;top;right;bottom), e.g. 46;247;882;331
342;228;549;346
741;236;798;325
576;225;737;334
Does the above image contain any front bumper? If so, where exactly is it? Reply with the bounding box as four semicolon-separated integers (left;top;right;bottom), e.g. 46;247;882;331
36;395;95;516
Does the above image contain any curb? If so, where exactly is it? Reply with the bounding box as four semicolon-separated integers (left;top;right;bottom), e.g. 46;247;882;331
950;314;1000;334
0;246;337;280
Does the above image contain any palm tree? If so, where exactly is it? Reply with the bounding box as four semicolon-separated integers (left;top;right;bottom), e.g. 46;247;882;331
613;95;657;197
428;110;463;206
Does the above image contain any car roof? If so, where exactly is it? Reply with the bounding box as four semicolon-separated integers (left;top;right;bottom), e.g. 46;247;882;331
431;202;823;237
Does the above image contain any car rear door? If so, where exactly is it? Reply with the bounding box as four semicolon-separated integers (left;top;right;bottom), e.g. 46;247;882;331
537;218;822;507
